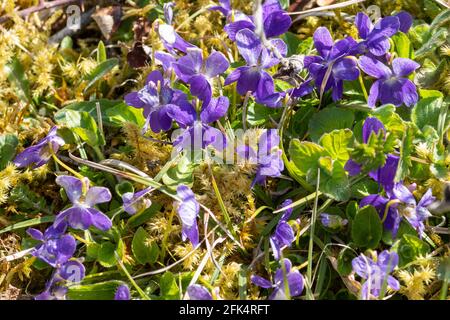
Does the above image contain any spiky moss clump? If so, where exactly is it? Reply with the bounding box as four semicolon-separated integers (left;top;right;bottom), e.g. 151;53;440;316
0;233;37;295
113;122;172;175
215;261;242;299
0;11;62;98
193;163;260;249
397;265;436;299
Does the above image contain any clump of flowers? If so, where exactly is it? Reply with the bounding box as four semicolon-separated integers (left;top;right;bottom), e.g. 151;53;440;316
251;258;304;300
352;250;400;300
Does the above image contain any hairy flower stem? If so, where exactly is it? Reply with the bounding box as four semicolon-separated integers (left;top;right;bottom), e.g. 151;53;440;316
358;74;369;102
50;147;84;181
242;91;251;130
274;191;322;213
230;82;238;122
208;163;236;239
161;208;175;261
382;199;401;223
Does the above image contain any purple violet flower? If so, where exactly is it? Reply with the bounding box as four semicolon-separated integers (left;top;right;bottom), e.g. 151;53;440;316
392;184;435;236
320;213;348;229
167;96;229;153
122;187;152;215
157;3;197;54
360;194;402;236
114;284;131;300
222;0;291;41
176;185;200;246
124;70;192;133
187;284;213;300
13;126;65;168
354;13;400;57
289;78;314;99
251;258;304;300
154;51;177;75
210;0;232;18
305;27;360;101
224;28;287;107
395;11;413;33
54;175;112;231
352;250;400;300
35;259;85;300
27;222;76;268
360;183;435;238
270;199;295;260
237;129;284;186
358;56;420;107
173;48;229;105
253;129;284;186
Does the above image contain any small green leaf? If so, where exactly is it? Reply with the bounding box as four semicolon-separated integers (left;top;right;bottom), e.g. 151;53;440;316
351;205;382;248
86;242;100;260
84;58;119;92
337;248;356;276
319;129;353;164
346;201;358;220
4;58;31;102
67;280;125;300
159;271;180;300
397;234;430;267
395;124;414;182
392;32;413;59
162;156;195;190
281;31;301;56
98;242;117;268
0;133;18;170
350;179;380;199
97;41;107;63
308;107;354;142
371;104;405;137
412;92;443;130
289;140;327;176
247;102;280;126
55;110;105;146
127;202;162;229
132;227;159;265
55;99;145;127
115;181;134;197
319;161;351;201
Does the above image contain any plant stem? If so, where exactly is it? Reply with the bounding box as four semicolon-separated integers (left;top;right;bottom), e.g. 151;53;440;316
208;163;236;239
306;168;321;300
51;149;84;180
440;278;448;300
358;74;369;101
242;91;251;130
273;191;321;213
116;253;150;300
161;208;175;260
